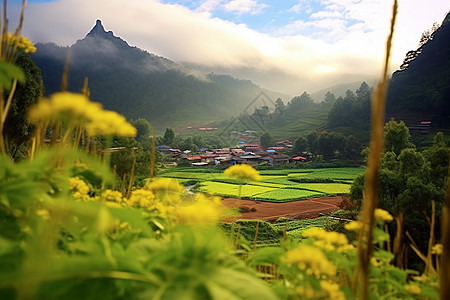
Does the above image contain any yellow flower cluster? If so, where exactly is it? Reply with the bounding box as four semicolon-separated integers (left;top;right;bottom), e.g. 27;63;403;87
404;284;421;295
224;164;261;182
145;178;185;205
69;177;91;201
176;193;223;224
128;189;155;207
145;178;185;193
283;244;336;278
101;189;123;204
320;280;346;300
302;227;350;251
431;243;442;255
28;92;136;137
374;208;393;222
344;220;363;232
3;33;36;53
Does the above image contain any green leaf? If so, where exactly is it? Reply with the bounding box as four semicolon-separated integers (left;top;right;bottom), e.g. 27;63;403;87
0;61;25;90
207;267;278;300
420;286;439;298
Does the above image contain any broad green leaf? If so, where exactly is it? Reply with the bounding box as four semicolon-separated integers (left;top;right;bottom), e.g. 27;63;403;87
0;61;25;90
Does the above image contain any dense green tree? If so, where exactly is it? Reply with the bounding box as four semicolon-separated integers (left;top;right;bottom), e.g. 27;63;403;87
343;135;361;160
292;136;308;155
306;131;319;155
351;130;447;270
132;118;152;142
260;132;275;149
322;91;336;106
384;119;415;155
274;98;285;114
289;92;314;110
193;135;207;149
162;128;175;146
3;54;42;160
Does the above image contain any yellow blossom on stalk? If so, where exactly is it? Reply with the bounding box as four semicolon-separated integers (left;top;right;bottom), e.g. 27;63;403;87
3;33;36;53
371;257;381;267
224;164;261;182
283;244;336;277
374;208;393;222
404;284;421;295
145;178;185;193
431;243;442;255
85;109;136;137
295;286;317;299
145;178;184;205
69;177;91;201
28;92;95;123
176;193;223;224
344;220;363;232
28;92;136;137
127;189;155;207
320;280;346;300
302;227;348;250
36;209;50;220
101;189;123;204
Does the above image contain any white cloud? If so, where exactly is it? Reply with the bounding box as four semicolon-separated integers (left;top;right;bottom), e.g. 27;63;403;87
12;0;450;95
223;0;268;15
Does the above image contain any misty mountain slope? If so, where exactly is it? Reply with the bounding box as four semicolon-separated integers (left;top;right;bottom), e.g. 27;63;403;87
386;12;450;126
31;20;286;131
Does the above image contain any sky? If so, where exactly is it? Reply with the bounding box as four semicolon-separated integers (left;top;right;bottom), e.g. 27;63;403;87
7;0;450;95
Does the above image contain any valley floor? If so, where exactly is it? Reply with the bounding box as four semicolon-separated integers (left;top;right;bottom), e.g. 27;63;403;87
221;195;343;223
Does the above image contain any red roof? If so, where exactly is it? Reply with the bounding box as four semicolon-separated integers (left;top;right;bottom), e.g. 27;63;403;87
269;147;284;150
186;155;202;161
200;154;219;158
293;156;307;161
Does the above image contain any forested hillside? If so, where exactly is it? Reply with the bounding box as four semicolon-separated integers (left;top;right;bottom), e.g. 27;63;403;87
31;20;287;132
386;12;450;126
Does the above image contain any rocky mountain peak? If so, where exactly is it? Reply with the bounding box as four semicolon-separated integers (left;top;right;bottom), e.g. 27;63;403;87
86;19;114;39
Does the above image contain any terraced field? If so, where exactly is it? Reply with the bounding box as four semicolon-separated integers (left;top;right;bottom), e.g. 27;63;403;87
159;167;364;202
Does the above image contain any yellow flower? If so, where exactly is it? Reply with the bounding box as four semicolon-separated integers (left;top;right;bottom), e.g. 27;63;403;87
302;227;349;250
69;177;90;195
431;244;442;255
128;189;155;207
69;177;92;201
320;280;346;300
145;178;184;205
101;189;123;203
176;193;223;224
224;164;261;182
344;220;363;232
85;109;136;137
404;284;421;295
283;245;336;277
145;178;185;193
374;208;393;222
28;92;136;137
295;286;317;299
3;33;36;53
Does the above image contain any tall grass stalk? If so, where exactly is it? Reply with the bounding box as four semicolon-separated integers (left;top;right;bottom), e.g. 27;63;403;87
440;164;450;300
354;1;397;299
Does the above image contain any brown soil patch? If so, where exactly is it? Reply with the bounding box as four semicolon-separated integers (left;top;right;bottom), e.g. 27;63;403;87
221;196;343;223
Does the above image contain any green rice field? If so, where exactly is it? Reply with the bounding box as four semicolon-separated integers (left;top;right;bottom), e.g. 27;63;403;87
158;167;364;202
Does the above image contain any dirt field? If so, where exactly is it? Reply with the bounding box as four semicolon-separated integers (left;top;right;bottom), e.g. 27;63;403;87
221;196;343;223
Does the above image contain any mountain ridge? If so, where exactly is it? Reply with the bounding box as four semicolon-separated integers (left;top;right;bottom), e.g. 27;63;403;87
31;20;289;132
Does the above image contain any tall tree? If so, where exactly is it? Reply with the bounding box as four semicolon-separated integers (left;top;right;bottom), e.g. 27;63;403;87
259;132;274;149
132;118;151;142
162;128;175;146
293;136;308;155
3;54;42;160
274;98;285;114
384;119;414;155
